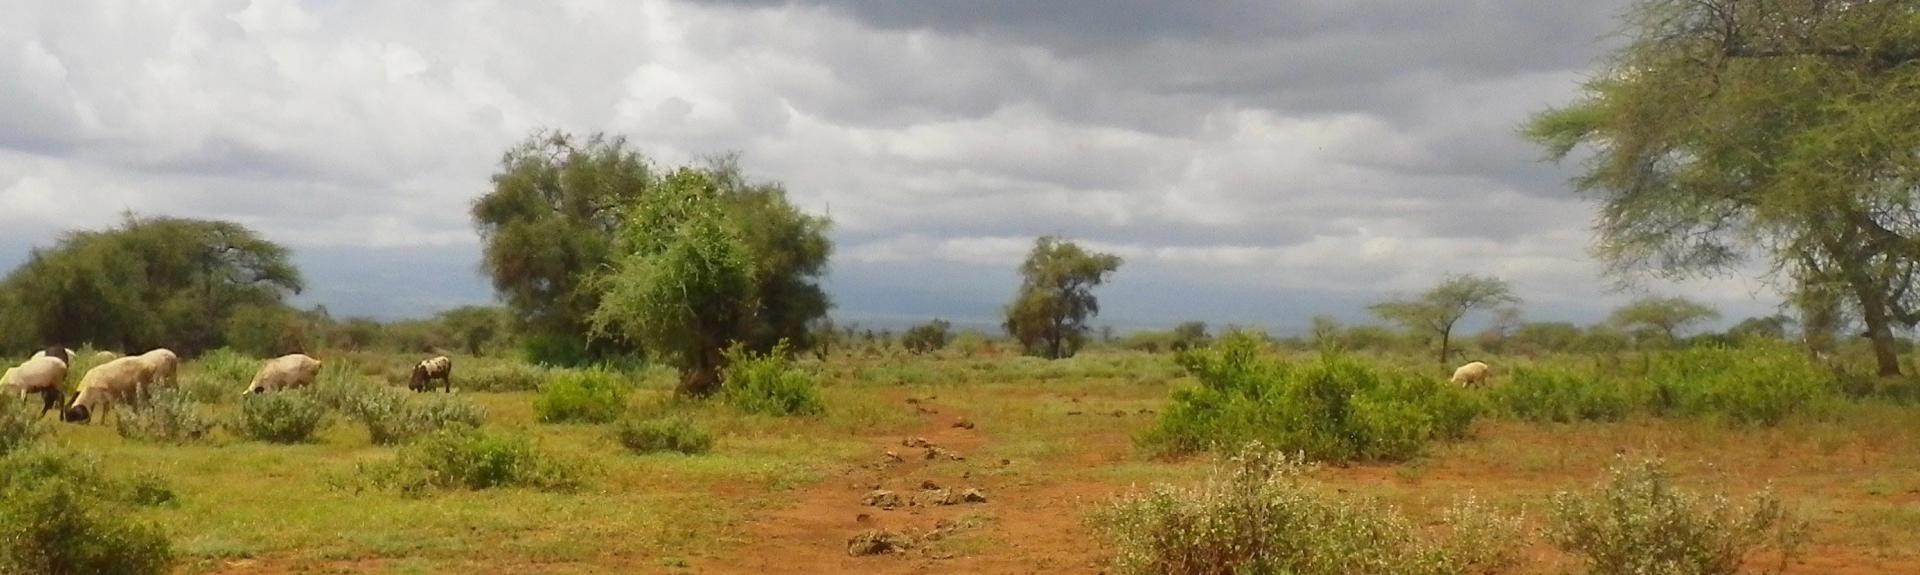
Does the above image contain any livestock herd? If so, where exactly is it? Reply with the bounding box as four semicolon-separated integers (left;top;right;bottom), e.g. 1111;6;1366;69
1;346;457;424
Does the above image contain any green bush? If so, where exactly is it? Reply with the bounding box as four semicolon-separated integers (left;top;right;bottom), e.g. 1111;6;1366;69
0;449;176;575
364;427;581;494
1140;334;1481;462
721;342;825;417
1647;346;1838;425
231;391;331;443
1490;366;1639;423
1549;458;1804;575
0;394;45;455
342;386;487;445
461;363;551;392
1092;444;1523;575
183;348;258;403
113;391;214;444
535;370;630;424
616;416;714;455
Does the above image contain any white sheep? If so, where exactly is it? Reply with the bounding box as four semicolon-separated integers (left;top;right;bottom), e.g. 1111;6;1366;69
409;356;453;392
64;356;154;424
3;356;70;418
94;350;120;362
29;347;74;365
1450;361;1493;388
133;348;179;392
245;354;323;395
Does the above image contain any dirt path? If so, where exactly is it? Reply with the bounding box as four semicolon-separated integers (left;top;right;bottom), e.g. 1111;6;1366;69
697;398;1112;574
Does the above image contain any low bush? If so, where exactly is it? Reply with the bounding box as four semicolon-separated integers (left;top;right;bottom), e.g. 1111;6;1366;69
183;348;257;403
0;448;176;575
362;427;581;494
1489;366;1639;423
1549;458;1804;575
231;391;331;443
1647;346;1838;425
721;342;825;417
113;390;214;444
616;416;714;455
0;394;45;455
535;370;630;424
1140;334;1481;462
462;363;550;392
342;387;487;445
1092;444;1524;575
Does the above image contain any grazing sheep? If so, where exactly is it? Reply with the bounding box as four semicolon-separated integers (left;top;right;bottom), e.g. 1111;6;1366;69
408;356;453;393
133;348;179;393
1450;361;1493;388
63;357;154;424
94;350;119;361
245;354;323;395
2;356;70;419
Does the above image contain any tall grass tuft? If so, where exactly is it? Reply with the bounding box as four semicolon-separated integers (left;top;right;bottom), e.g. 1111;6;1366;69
0;448;175;574
721;341;825;417
615;415;714;455
534;370;630;424
1549;458;1805;575
231;390;331;443
0;394;45;455
180;348;258;404
1140;333;1480;462
114;390;214;443
1092;444;1524;575
362;427;582;494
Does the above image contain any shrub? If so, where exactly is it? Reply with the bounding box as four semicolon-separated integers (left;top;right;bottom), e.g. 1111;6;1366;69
1092;444;1523;575
721;342;825;417
231;391;331;443
616;416;714;455
461;363;551;392
183;348;258;403
113;391;214;443
534;370;630;424
0;394;45;455
0;449;176;575
364;427;581;494
1549;458;1804;575
1490;366;1639;423
343;387;487;445
1140;334;1481;462
900;319;953;354
1646;346;1838;425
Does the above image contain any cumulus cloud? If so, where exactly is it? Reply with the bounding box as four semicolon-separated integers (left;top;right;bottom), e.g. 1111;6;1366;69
0;0;1783;325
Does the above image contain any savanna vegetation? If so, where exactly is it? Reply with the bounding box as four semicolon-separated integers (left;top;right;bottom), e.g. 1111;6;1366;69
5;1;1920;573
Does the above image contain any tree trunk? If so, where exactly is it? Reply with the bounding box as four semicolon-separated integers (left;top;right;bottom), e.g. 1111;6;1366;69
1851;276;1903;377
1438;330;1452;370
678;346;724;396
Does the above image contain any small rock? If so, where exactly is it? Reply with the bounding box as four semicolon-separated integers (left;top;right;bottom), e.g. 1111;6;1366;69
999;459;1012;467
920;479;942;490
925;447;965;461
848;530;911;556
917;406;939;415
1111;410;1127;417
953;417;975;429
1067;410;1084;416
903;437;933;448
1137;408;1156;415
884;451;904;463
918;489;960;506
962;488;988;503
863;489;904;509
856;513;874;524
905;397;921;404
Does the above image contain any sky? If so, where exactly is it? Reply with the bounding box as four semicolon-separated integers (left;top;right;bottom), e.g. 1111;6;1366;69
0;0;1791;333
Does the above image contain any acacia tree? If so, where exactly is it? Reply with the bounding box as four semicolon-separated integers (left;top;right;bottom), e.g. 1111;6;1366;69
1526;0;1920;375
1003;236;1123;359
1608;296;1720;346
589;169;756;396
472;131;652;364
0;214;303;354
1370;275;1518;367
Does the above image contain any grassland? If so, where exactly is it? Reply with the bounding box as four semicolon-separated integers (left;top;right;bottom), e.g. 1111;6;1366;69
8;347;1920;574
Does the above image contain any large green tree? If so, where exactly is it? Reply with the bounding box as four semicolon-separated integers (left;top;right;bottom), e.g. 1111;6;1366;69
1526;0;1920;375
472;131;653;364
589;168;758;396
1608;296;1721;346
1003;236;1122;359
1370;274;1518;368
0;214;303;354
472;133;832;365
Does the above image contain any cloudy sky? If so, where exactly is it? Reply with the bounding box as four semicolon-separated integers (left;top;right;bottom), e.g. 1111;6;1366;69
0;0;1787;332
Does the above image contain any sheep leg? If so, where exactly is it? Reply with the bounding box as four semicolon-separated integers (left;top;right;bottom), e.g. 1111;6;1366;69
442;374;452;393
